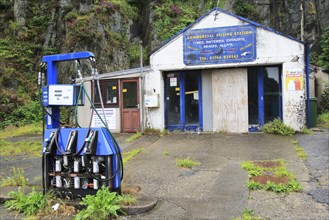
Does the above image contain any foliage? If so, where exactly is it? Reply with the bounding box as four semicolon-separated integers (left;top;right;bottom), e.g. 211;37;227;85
241;161;264;177
320;82;329;112
261;118;295;136
125;132;143;142
318;111;329;128
233;0;260;22
176;157;200;168
246;180;262;190
128;43;148;67
153;1;213;41
1;167;29;187
122;148;144;165
318;26;329;70
75;186;123;220
5;189;47;216
300;127;312;135
232;208;261;220
144;128;161;136
0;139;41;157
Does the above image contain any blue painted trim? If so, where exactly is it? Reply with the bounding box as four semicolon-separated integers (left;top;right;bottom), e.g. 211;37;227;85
42;51;94;63
279;66;283;120
164;74;168;128
151;8;304;55
179;74;185;127
258;68;264;126
305;44;311;128
198;72;203;131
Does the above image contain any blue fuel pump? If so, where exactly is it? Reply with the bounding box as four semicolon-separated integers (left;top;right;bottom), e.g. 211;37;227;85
39;52;123;199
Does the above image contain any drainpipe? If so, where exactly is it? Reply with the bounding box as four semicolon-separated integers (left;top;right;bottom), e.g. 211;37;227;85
305;43;310;128
139;40;145;131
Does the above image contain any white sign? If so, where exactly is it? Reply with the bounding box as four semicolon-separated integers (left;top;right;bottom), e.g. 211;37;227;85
170;77;177;87
92;108;116;129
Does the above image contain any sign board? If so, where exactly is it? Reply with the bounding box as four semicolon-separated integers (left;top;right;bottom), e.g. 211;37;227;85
183;25;256;65
92;108;116;129
285;69;303;91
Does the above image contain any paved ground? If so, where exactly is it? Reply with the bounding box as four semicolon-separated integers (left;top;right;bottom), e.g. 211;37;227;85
0;131;328;219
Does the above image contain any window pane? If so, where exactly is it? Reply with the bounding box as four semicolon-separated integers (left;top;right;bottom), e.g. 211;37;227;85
106;81;118;104
184;73;199;124
94;83;101;103
166;73;180;125
264;67;280;123
248;68;258;125
123;82;137;108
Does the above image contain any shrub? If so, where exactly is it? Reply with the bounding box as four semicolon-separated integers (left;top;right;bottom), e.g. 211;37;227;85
321;82;329;112
261;118;295;136
1;167;28;187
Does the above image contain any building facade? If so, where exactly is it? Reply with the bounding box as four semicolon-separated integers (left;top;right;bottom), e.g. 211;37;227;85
79;8;310;133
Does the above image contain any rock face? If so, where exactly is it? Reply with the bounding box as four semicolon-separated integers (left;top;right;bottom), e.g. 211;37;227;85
4;0;329;70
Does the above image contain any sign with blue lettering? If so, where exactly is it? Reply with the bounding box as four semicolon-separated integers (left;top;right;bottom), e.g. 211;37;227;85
183;25;256;65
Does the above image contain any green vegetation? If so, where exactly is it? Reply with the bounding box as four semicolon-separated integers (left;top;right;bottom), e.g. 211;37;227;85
261;118;295;136
163;150;169;156
0;139;41;157
125;132;143;143
241;160;302;193
233;0;259;22
300;127;313;135
5;189;48;216
1;167;29;187
0;123;42;139
320;82;329;113
295;146;307;160
75;186;123;220
152;1;214;41
176;157;200;168
232;208;261;220
122;148;144;165
318;26;329;70
118;194;137;206
318;111;329;127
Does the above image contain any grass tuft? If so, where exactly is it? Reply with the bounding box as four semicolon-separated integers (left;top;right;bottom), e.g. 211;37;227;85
176;157;200;168
125;132;142;143
122;148;144;165
1;167;29;187
118;194;137;206
295;146;307;160
261;118;295;136
0;123;42;139
0;139;41;157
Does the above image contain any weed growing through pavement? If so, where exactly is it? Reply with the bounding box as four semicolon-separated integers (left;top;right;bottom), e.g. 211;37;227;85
125;132;143;143
122;148;144;165
1;167;29;187
300;127;313;135
163;150;169;156
261;118;295;136
241;159;302;193
295;146;307;160
5;188;49;216
75;186;124;220
176;157;200;168
232;208;261;220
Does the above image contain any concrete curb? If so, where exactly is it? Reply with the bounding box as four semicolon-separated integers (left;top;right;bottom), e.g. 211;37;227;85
121;194;157;215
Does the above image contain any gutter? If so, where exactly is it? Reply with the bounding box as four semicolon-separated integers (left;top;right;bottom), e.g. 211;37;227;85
305;43;311;128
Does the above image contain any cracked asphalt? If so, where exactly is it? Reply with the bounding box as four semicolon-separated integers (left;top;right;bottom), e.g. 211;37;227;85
1;132;328;219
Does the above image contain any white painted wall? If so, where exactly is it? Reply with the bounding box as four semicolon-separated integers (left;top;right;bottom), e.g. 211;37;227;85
147;9;306;131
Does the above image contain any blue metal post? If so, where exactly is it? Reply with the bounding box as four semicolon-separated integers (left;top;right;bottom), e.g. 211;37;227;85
41;52;95;129
179;73;185;130
198;72;203;130
258;68;264;126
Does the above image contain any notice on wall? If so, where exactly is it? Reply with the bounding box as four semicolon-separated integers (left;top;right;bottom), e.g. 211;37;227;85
170;77;177;87
183;25;256;65
91;108;116;129
285;69;303;91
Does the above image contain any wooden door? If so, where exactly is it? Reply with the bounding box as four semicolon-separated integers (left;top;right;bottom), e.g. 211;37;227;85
121;79;140;133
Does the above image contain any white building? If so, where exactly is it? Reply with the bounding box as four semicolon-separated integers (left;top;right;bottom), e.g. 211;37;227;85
79;8;311;133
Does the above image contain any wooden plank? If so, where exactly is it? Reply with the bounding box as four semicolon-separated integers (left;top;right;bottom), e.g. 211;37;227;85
212;68;248;133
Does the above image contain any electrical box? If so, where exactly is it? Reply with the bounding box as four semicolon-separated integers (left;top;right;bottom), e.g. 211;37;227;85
145;94;159;107
42;85;84;106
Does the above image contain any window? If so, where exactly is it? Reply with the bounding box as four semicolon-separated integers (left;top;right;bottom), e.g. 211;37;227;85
93;80;119;107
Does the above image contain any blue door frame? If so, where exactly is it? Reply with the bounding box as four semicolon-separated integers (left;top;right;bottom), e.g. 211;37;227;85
250;66;282;131
165;71;203;131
